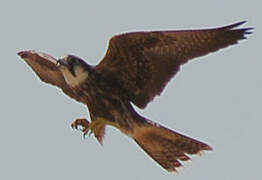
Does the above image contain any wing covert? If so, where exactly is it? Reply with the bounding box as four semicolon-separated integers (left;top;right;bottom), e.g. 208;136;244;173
95;21;252;109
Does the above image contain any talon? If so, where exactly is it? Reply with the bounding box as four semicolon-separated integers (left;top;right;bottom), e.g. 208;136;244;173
83;128;89;139
83;132;87;139
71;117;106;144
71;122;78;130
88;131;93;137
71;118;90;132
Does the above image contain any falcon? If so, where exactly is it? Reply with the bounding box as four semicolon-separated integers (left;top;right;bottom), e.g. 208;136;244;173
18;21;252;172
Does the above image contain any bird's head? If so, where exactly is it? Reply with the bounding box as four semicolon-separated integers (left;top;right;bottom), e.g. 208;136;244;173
56;55;91;87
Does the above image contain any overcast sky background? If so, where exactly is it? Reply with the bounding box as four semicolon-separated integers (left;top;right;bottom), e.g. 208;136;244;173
0;0;261;179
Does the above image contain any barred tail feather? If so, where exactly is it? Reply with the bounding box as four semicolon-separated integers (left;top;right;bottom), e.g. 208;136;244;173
133;120;212;172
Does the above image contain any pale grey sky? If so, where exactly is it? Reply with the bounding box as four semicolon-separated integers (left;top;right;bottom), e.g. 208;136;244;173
1;0;261;179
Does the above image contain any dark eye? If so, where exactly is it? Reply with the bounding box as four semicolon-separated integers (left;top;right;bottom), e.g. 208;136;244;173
67;56;74;65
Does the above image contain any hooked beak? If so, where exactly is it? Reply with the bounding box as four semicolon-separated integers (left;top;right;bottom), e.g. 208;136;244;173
56;59;68;67
56;57;76;76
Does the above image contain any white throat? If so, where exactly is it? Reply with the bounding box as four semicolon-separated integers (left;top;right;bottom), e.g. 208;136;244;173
60;66;89;87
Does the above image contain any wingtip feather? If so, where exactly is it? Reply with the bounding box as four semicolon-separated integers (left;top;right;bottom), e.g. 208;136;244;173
17;51;27;58
222;20;247;29
17;50;37;59
221;21;254;34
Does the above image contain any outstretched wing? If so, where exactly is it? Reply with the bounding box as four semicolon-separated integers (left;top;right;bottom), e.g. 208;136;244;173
18;50;83;103
95;21;252;109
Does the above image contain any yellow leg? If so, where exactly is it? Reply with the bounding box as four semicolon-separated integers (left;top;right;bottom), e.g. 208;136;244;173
71;118;107;144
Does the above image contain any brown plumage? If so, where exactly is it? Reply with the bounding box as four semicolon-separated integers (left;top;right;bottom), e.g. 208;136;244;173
18;21;252;173
96;21;252;108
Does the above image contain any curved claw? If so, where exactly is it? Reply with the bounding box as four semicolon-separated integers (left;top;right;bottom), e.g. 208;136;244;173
83;132;87;139
88;131;93;137
71;117;106;144
71;118;90;132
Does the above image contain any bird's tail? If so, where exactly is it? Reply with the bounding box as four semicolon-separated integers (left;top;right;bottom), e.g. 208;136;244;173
132;119;212;172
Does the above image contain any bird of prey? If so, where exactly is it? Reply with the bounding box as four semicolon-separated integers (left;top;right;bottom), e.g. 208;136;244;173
18;21;252;173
